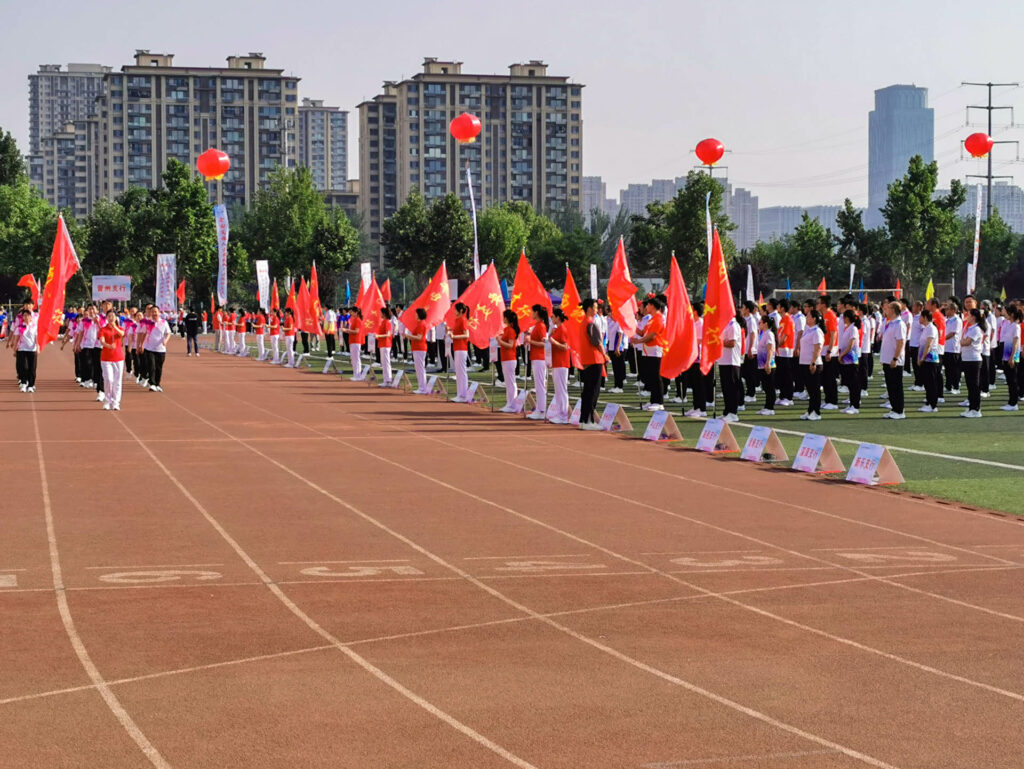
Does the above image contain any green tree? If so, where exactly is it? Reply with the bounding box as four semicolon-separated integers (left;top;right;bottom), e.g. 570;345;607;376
477;203;530;276
882;155;966;284
0;127;24;186
790;213;837;286
953;208;1018;296
380;187;431;279
0;179;62;296
425;193;474;282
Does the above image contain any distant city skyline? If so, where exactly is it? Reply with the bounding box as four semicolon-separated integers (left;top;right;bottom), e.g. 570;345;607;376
3;0;1023;210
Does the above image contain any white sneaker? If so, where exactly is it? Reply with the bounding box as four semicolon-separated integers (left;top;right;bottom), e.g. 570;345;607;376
103;402;111;410
799;413;810;421
860;390;869;397
27;386;35;393
609;387;623;394
19;383;26;392
838;386;849;394
498;405;515;413
684;409;706;418
758;409;775;416
918;405;936;413
882;411;895;419
806;412;822;421
948;389;961;395
638;390;651;397
744;395;756;403
75;377;81;383
910;385;924;392
980;392;990;399
647;404;664;411
705;402;715;410
672;397;683;404
737;405;745;412
140;379;149;388
82;380;94;388
937;397;945;404
880;402;891;410
96;392;105;402
965;409;982;418
155;386;163;392
112;404;120;411
842;407;859;415
889;411;906;420
776;399;792;406
822;403;839;411
958;400;970;407
722;413;739;423
1000;404;1019;411
526;411;545;420
579;422;603;431
150;385;159;392
548;416;568;425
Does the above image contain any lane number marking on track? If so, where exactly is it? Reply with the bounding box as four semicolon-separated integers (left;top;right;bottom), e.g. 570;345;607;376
0;574;17;588
491;560;608;573
98;570;223;584
299;565;425;578
670;555;786;569
831;549;957;564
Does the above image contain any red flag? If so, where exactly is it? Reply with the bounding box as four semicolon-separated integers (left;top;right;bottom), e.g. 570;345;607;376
297;277;311;332
36;215;80;349
757;291;764;307
446;262;505;348
400;262;452;330
817;277;827;293
307;264;323;334
894;279;902;300
700;230;736;375
271;278;280;311
662;255;697;379
509;250;552;328
176;279;185;304
561;267;587;370
607;237;639;337
358;277;386;334
380;278;392;303
17;274;39;307
285;280;298;320
210;293;215;318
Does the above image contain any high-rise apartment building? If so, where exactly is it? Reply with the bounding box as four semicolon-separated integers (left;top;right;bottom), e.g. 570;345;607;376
28;63;110;154
619;183;654;215
582;176;606;221
94;51;299;211
759;205;842;242
867;85;933;227
358;58;583;242
29;119;101;219
298;98;348;191
723;184;759;251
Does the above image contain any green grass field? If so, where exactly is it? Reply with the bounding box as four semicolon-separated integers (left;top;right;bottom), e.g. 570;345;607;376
230;340;1024;517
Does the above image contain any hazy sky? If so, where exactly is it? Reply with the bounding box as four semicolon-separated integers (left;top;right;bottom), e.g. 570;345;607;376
5;0;1023;208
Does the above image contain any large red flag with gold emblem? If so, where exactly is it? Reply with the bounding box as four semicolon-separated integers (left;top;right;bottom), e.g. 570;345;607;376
296;278;310;331
358;277;386;334
509;250;552;328
607;237;638;337
400;262;451;330
271;278;280;311
307;263;323;334
561;267;586;369
662;254;697;379
446;262;505;348
37;215;80;349
380;278;392;303
700;229;735;375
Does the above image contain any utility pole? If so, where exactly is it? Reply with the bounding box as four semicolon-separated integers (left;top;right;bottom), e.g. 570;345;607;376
962;81;1019;220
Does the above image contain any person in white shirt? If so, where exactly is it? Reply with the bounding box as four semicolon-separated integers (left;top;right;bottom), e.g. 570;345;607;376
942;299;963;395
143;306;172;392
798;310;824;421
740;301;759;403
907;300;924;390
877;302;905;419
917;311;941;412
859;304;875;396
634;309;651;397
605;316;627;392
1000;304;1021;411
322;307;338;358
959;308;986;417
756;316;777;415
837;310;862;414
14;309;39;392
718;314;743;422
789;301;807;398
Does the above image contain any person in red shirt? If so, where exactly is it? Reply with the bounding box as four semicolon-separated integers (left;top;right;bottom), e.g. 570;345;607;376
342;307;365;380
282;308;297;367
449;302;471;401
213;307;223;351
224;310;237;354
404;307;430;393
235;308;248;357
776;307;795;405
548;308;571;423
98;309;125;411
268;309;282;363
497;310;521;412
818;294;840;409
252;310;267;360
578;298;608;429
527;305;550;419
633;297;667;411
201;310;208;335
375;306;394;386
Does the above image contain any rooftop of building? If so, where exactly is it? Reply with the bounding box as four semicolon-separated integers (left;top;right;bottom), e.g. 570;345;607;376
117;50;296;78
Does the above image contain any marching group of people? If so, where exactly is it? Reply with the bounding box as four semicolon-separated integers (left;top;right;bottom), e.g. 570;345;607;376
5;291;1022;426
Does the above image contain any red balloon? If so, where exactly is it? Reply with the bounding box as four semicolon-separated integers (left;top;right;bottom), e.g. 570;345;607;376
449;113;482;144
695;138;725;166
964;132;994;159
197;148;231;180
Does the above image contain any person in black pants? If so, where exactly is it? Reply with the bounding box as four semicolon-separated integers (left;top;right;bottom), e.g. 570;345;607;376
799;309;824;421
879;301;906;419
578;299;606;429
916;312;941;412
184;307;200;356
718;315;742;420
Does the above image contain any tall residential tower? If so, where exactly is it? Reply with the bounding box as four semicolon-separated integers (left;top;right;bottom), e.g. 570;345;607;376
867;85;933;227
298;98;348;191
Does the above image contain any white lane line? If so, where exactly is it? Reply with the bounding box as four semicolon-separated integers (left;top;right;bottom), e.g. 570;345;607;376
277;559;411;565
31;406;172;769
114;417;539;769
4;563;1017;712
84;563;224;570
167;397;902;769
729;419;1024;473
216;390;1024;702
640;550;764;556
463;554;592;561
644;749;839;767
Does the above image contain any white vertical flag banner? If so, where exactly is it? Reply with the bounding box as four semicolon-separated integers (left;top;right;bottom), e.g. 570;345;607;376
589;264;598;299
214;204;229;306
255;260;270;311
155;253;177;313
849;263;855;292
360;261;372;290
466;165;480;279
705;190;713;263
971;182;983;293
745;264;755;301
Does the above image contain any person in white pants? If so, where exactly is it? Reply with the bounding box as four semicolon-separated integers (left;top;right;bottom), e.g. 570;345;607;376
405;307;430;393
253;310;266;360
235;309;247;356
498;310;520;411
376;307;394;386
449;302;471;401
343;307;364;380
283;308;297;366
548;309;571;423
98;310;125;410
527;305;549;419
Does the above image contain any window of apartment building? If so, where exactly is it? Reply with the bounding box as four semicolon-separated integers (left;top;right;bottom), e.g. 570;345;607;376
110;75;122;85
571;87;581;96
571;126;579;134
571;151;580;158
571;139;579;146
113;103;122;112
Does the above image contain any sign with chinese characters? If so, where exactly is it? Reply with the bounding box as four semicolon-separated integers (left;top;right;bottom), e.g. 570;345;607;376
846;442;904;485
91;276;131;301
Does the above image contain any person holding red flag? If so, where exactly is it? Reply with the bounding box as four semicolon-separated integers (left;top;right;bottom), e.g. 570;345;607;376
497;310;521;411
404;307;430;393
577;298;608;429
548;308;571;423
509;250;552;331
632;296;667;411
375;306;394;386
449;302;472;401
342;307;365;380
527;305;550;419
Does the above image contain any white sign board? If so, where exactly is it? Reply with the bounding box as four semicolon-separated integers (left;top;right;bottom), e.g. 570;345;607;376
695;418;740;453
597;403;632;433
846;442;904;486
642;410;683;442
91;276;131;301
792;433;845;474
740;426;788;463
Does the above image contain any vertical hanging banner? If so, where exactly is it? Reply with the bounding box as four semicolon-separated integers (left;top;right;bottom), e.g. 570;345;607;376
848;263;855;292
214;204;229;306
589;264;598;299
971;183;983;293
155;253;177;313
705;190;713;263
255;260;271;311
466;165;480;279
360;261;372;290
